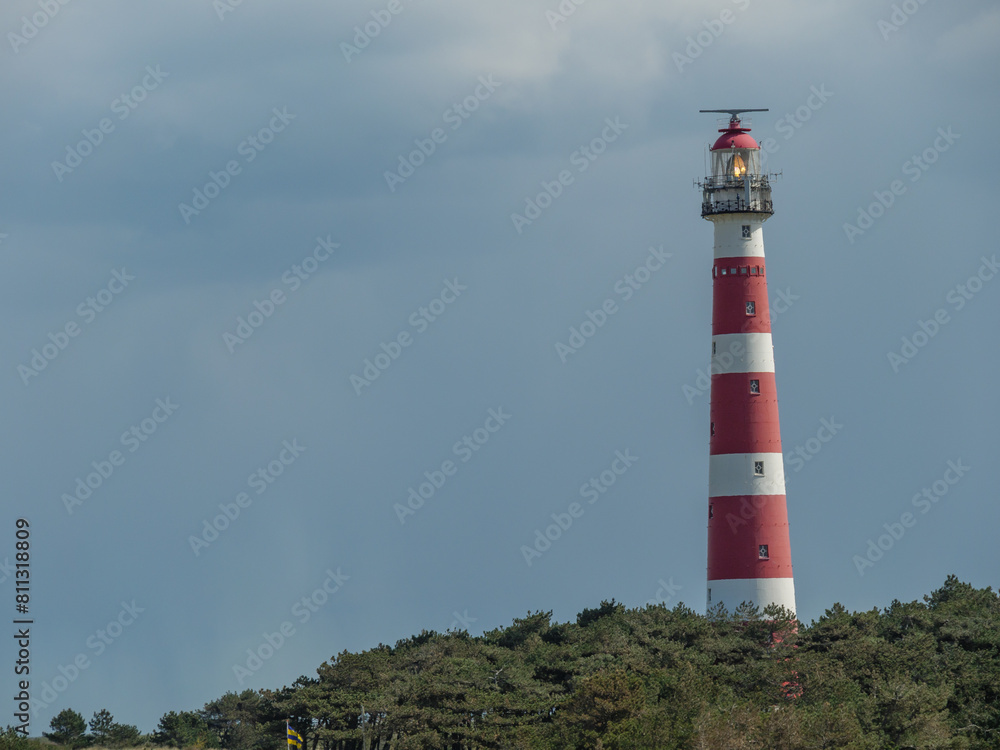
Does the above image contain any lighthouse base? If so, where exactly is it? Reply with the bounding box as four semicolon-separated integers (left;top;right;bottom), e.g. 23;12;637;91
707;577;796;615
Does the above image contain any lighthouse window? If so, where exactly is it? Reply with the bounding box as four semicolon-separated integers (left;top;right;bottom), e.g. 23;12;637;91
707;588;712;603
712;341;716;355
746;301;756;316
720;268;727;276
710;422;715;436
709;504;714;519
741;225;751;238
740;267;748;275
754;460;764;476
750;267;758;275
758;544;769;560
750;379;760;394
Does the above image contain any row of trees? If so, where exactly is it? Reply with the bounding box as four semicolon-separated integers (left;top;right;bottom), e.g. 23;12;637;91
264;577;1000;749
13;576;1000;749
1;709;140;750
11;695;277;750
44;709;142;749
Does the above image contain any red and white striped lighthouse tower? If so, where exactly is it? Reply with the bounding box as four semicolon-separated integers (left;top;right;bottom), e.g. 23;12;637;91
698;109;796;615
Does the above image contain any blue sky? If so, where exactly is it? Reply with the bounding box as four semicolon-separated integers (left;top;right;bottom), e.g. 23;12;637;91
2;0;998;735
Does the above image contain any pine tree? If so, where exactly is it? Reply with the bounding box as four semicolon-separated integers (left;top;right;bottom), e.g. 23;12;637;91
44;709;88;748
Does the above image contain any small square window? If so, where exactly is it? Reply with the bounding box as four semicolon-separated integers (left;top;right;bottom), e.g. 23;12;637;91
721;268;727;275
758;544;769;560
730;267;736;274
746;301;756;316
740;267;748;275
710;422;715;436
750;267;757;275
758;266;764;276
750;379;759;394
741;225;751;239
754;460;764;476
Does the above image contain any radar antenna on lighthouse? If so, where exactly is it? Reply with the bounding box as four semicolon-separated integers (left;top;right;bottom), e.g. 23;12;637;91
698;108;769;121
696;108;796;616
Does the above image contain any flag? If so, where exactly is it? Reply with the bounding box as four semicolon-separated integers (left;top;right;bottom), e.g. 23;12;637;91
286;723;303;749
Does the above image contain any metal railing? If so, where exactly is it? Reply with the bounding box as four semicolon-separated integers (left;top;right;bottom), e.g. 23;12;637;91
701;197;774;216
698;175;772;190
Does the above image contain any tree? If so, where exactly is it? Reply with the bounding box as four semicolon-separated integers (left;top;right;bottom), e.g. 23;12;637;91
106;724;142;749
201;690;279;750
88;710;114;746
576;599;624;628
44;709;88;748
155;711;219;748
554;669;646;747
1;727;36;750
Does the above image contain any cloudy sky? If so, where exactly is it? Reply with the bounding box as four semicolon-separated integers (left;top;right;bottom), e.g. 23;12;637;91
2;0;998;735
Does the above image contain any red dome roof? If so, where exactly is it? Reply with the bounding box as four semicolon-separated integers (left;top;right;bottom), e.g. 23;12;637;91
711;127;759;151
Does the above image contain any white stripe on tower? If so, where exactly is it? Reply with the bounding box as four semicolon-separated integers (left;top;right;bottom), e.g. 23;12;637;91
711;332;776;374
708;453;785;498
713;216;764;258
707;578;796;612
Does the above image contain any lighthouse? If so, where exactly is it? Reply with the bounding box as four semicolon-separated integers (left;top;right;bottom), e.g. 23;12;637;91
698;109;796;615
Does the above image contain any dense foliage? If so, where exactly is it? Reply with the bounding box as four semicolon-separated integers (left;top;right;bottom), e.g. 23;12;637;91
46;577;1000;749
44;709;88;748
36;709;142;749
1;727;48;750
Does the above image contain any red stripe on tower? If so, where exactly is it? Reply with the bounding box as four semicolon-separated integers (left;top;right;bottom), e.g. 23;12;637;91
697;108;796;615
